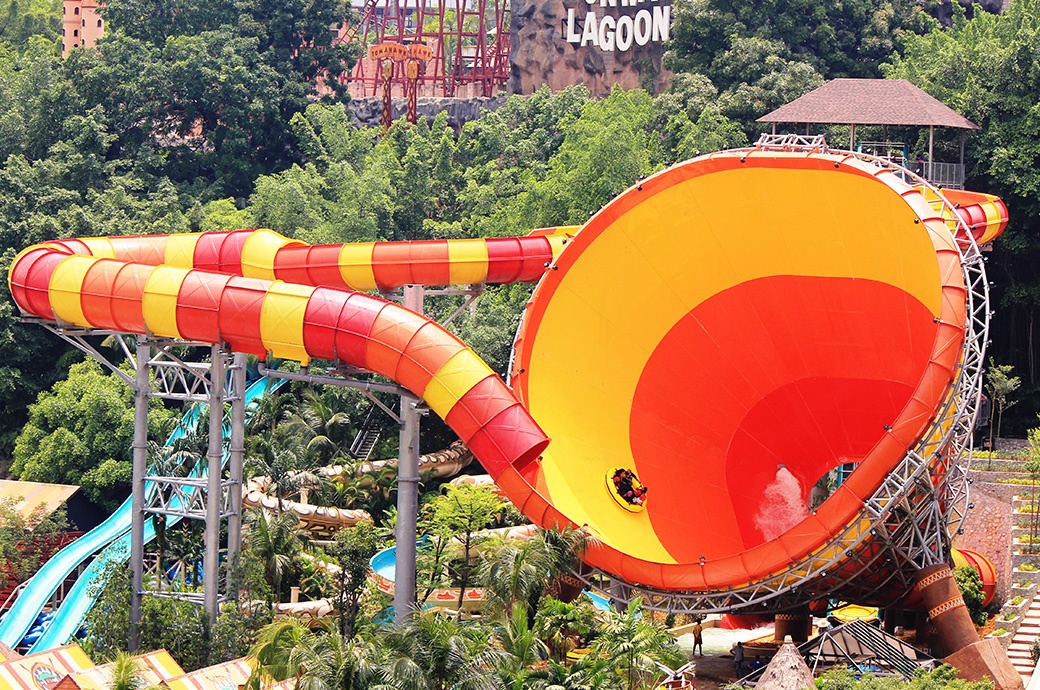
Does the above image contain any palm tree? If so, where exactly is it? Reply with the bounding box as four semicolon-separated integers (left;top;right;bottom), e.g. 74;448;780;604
107;651;143;690
379;612;507;690
480;526;594;626
589;598;685;690
294;388;357;465
247;430;322;513
244;506;311;603
534;598;596;662
249;617;378;690
494;603;549;690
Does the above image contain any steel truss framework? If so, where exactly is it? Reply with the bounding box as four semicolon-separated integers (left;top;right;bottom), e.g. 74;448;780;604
30;327;250;620
32;284;483;635
341;0;510;98
574;136;990;615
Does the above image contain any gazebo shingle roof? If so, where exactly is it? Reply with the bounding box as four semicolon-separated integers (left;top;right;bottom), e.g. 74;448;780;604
757;78;978;129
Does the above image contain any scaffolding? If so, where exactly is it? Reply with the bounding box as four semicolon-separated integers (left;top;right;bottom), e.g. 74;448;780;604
340;0;510;98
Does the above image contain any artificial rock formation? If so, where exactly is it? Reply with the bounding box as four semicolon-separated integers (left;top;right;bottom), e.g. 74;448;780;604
508;0;672;96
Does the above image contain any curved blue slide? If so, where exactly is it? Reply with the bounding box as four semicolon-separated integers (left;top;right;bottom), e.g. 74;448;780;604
0;377;283;651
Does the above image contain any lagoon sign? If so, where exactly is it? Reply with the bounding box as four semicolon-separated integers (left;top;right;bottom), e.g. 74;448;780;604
563;0;670;53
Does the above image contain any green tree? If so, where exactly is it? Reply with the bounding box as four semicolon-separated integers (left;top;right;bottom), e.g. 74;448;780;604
244;506;311;604
884;1;1040;413
589;598;685;690
107;651;143;690
428;484;502;619
379;611;507;690
11;359;176;511
1026;420;1040;542
479;526;592;627
984;360;1020;451
83;563;210;670
327;521;389;638
494;602;549;690
666;0;934;89
0;497;68;592
818;663;992;690
534;597;597;662
0;0;61;45
249;617;378;690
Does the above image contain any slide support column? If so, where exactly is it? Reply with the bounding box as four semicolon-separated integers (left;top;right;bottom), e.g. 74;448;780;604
226;352;248;599
129;337;151;652
394;285;423;625
204;346;226;626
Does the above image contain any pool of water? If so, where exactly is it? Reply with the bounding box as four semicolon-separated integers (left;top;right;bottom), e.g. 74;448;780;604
676;625;775;657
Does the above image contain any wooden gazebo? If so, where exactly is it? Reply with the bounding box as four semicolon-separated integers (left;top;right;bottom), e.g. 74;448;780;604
758;79;978;186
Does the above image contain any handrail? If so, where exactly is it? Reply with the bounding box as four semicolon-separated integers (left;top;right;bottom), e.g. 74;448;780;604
0;579;30;612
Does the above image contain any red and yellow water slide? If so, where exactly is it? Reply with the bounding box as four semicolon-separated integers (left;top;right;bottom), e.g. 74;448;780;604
8;148;1007;608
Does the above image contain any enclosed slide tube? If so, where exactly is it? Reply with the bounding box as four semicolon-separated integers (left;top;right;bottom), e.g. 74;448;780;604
8;231;562;524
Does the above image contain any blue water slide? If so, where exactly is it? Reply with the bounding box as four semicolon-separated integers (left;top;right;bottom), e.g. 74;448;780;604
0;376;282;650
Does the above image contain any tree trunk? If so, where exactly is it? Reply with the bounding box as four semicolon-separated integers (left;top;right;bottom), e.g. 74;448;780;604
456;534;470;621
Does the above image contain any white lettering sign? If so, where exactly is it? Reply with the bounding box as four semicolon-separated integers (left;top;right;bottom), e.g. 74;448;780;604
563;2;670;53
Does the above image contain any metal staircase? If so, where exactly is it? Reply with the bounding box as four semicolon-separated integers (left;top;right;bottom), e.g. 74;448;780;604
350;407;382;461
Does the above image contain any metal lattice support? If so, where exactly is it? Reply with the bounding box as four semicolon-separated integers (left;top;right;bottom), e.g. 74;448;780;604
571;140;991;615
32;327;250;636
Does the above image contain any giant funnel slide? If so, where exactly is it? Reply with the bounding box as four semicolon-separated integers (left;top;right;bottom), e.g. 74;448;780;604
7;150;1007;637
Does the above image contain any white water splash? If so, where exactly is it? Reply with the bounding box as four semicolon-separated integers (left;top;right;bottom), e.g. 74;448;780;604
754;466;808;541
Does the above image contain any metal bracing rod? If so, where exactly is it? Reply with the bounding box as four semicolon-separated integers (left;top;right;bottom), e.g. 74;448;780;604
226;352;247;598
203;345;226;626
129;336;151;652
256;361;407;398
33;321;137;387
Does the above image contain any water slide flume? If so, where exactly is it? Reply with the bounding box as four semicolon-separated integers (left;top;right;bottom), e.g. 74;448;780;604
6;149;1009;664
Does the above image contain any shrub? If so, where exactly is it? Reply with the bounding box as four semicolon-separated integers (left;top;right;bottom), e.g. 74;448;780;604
1019;563;1038;572
953;566;988;626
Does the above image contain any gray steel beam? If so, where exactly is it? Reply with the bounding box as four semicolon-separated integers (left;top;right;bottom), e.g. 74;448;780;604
226;352;247;596
203;346;226;625
129;336;151;651
394;285;423;625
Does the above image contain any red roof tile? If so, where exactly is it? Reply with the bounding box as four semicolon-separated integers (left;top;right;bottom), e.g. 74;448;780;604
757;79;978;129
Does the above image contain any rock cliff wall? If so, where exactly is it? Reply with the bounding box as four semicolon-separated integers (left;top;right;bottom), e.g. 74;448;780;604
509;0;672;96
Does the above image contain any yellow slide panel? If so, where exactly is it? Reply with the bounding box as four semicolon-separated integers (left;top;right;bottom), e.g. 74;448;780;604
164;233;202;269
447;239;489;285
79;237;117;259
339;242;378;290
260;281;315;365
49;255;97;327
142;266;189;338
546;233;569;261
241;228;305;281
422;348;496;418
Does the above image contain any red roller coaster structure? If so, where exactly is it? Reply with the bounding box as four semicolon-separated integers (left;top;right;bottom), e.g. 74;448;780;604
339;0;510;98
